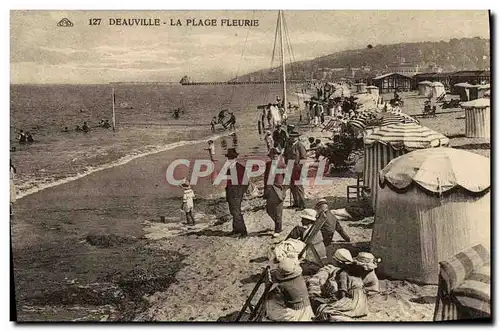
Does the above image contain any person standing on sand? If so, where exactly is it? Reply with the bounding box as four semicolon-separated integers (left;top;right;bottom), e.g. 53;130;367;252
17;130;26;144
272;124;288;150
264;147;286;238
283;131;307;211
265;131;274;152
205;140;216;162
210;116;217;132
225;148;249;238
180;180;196;225
10;159;17;219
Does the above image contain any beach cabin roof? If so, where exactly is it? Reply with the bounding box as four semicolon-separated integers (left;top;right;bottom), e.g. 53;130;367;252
475;83;490;90
364;123;449;150
418;80;433;85
372;72;411;81
454;82;474;88
460;98;490;109
379;147;490;194
366;85;378;89
431;82;444;87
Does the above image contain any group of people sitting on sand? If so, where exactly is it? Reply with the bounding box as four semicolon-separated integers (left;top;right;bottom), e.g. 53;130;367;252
62;119;111;134
16;129;34;144
263;244;380;321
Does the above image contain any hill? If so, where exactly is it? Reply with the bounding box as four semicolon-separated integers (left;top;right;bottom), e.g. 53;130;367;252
233;37;490;81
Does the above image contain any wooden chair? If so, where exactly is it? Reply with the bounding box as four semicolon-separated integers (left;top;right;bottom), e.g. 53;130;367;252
347;173;367;202
235;266;273;322
298;215;328;267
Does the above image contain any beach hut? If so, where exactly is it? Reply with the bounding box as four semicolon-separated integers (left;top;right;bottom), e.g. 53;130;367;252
476;84;490;99
363;123;449;209
454;82;474;101
417;81;432;96
354;83;367;93
430;82;445;99
460;98;490;139
366;85;379;99
371;147;490;284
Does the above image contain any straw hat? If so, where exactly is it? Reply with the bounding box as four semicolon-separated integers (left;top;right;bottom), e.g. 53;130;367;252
299;209;317;222
276;258;303;281
224;148;239;158
332;248;354;264
315;198;328;209
354;252;381;270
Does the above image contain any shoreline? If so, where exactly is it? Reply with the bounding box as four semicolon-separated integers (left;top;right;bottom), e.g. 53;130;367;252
15;130;235;200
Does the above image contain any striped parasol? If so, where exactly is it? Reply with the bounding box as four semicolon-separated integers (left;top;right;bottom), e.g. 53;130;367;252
374;111;420;126
349;111;418;130
364;123;449;150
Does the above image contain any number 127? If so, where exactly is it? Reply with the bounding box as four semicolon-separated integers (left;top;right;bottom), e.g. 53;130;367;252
89;18;102;25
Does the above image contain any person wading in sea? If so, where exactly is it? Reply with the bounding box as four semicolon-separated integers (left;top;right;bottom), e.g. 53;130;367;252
284;131;307;210
224;148;249;238
264;147;287;238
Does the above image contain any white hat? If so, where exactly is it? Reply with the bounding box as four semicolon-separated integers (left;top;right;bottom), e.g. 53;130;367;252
333;248;354;264
300;209;317;221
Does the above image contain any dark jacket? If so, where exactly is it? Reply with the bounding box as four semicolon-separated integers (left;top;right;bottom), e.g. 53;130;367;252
272;129;288;149
225;161;247;188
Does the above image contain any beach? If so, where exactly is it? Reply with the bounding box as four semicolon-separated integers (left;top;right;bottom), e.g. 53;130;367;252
11;86;490;321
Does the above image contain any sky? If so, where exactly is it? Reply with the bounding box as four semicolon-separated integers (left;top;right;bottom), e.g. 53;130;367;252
10;10;490;84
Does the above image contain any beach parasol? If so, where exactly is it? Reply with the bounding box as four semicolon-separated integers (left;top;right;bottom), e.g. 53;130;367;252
373;111;420;127
379;147;490;194
364;123;449;150
349;111;419;131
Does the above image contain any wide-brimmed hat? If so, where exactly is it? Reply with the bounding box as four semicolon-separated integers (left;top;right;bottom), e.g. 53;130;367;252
315;198;328;209
354;252;380;270
333;248;354;264
268;147;281;157
289;131;300;138
265;131;271;135
300;208;317;222
207;139;213;143
225;148;239;158
276;258;302;281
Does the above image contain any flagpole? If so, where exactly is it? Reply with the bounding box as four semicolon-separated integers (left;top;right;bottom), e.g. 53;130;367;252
112;88;116;131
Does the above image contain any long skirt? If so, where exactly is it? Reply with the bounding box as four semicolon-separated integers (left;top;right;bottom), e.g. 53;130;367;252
315;278;369;321
265;294;315;322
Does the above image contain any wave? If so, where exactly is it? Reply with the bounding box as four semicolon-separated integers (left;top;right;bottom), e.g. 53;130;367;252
16;131;234;200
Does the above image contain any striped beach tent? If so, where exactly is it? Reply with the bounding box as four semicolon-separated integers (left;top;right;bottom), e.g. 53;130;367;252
372;148;490;284
363;123;449;210
460;98;490;139
373;111;420;127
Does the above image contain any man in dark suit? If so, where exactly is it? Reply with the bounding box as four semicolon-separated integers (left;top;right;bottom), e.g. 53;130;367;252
224;148;249;238
284;131;307;211
263;147;286;238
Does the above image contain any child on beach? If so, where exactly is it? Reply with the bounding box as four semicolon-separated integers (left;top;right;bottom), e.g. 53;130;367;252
180;180;196;225
205;140;216;161
265;131;274;151
210;116;217;132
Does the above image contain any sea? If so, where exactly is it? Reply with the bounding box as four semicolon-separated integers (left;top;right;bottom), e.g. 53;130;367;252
10;83;312;199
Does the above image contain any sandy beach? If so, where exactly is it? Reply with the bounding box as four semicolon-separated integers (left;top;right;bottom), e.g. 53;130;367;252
11;90;489;321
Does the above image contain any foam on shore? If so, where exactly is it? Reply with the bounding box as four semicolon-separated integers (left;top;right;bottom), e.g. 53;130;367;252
16;131;235;200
